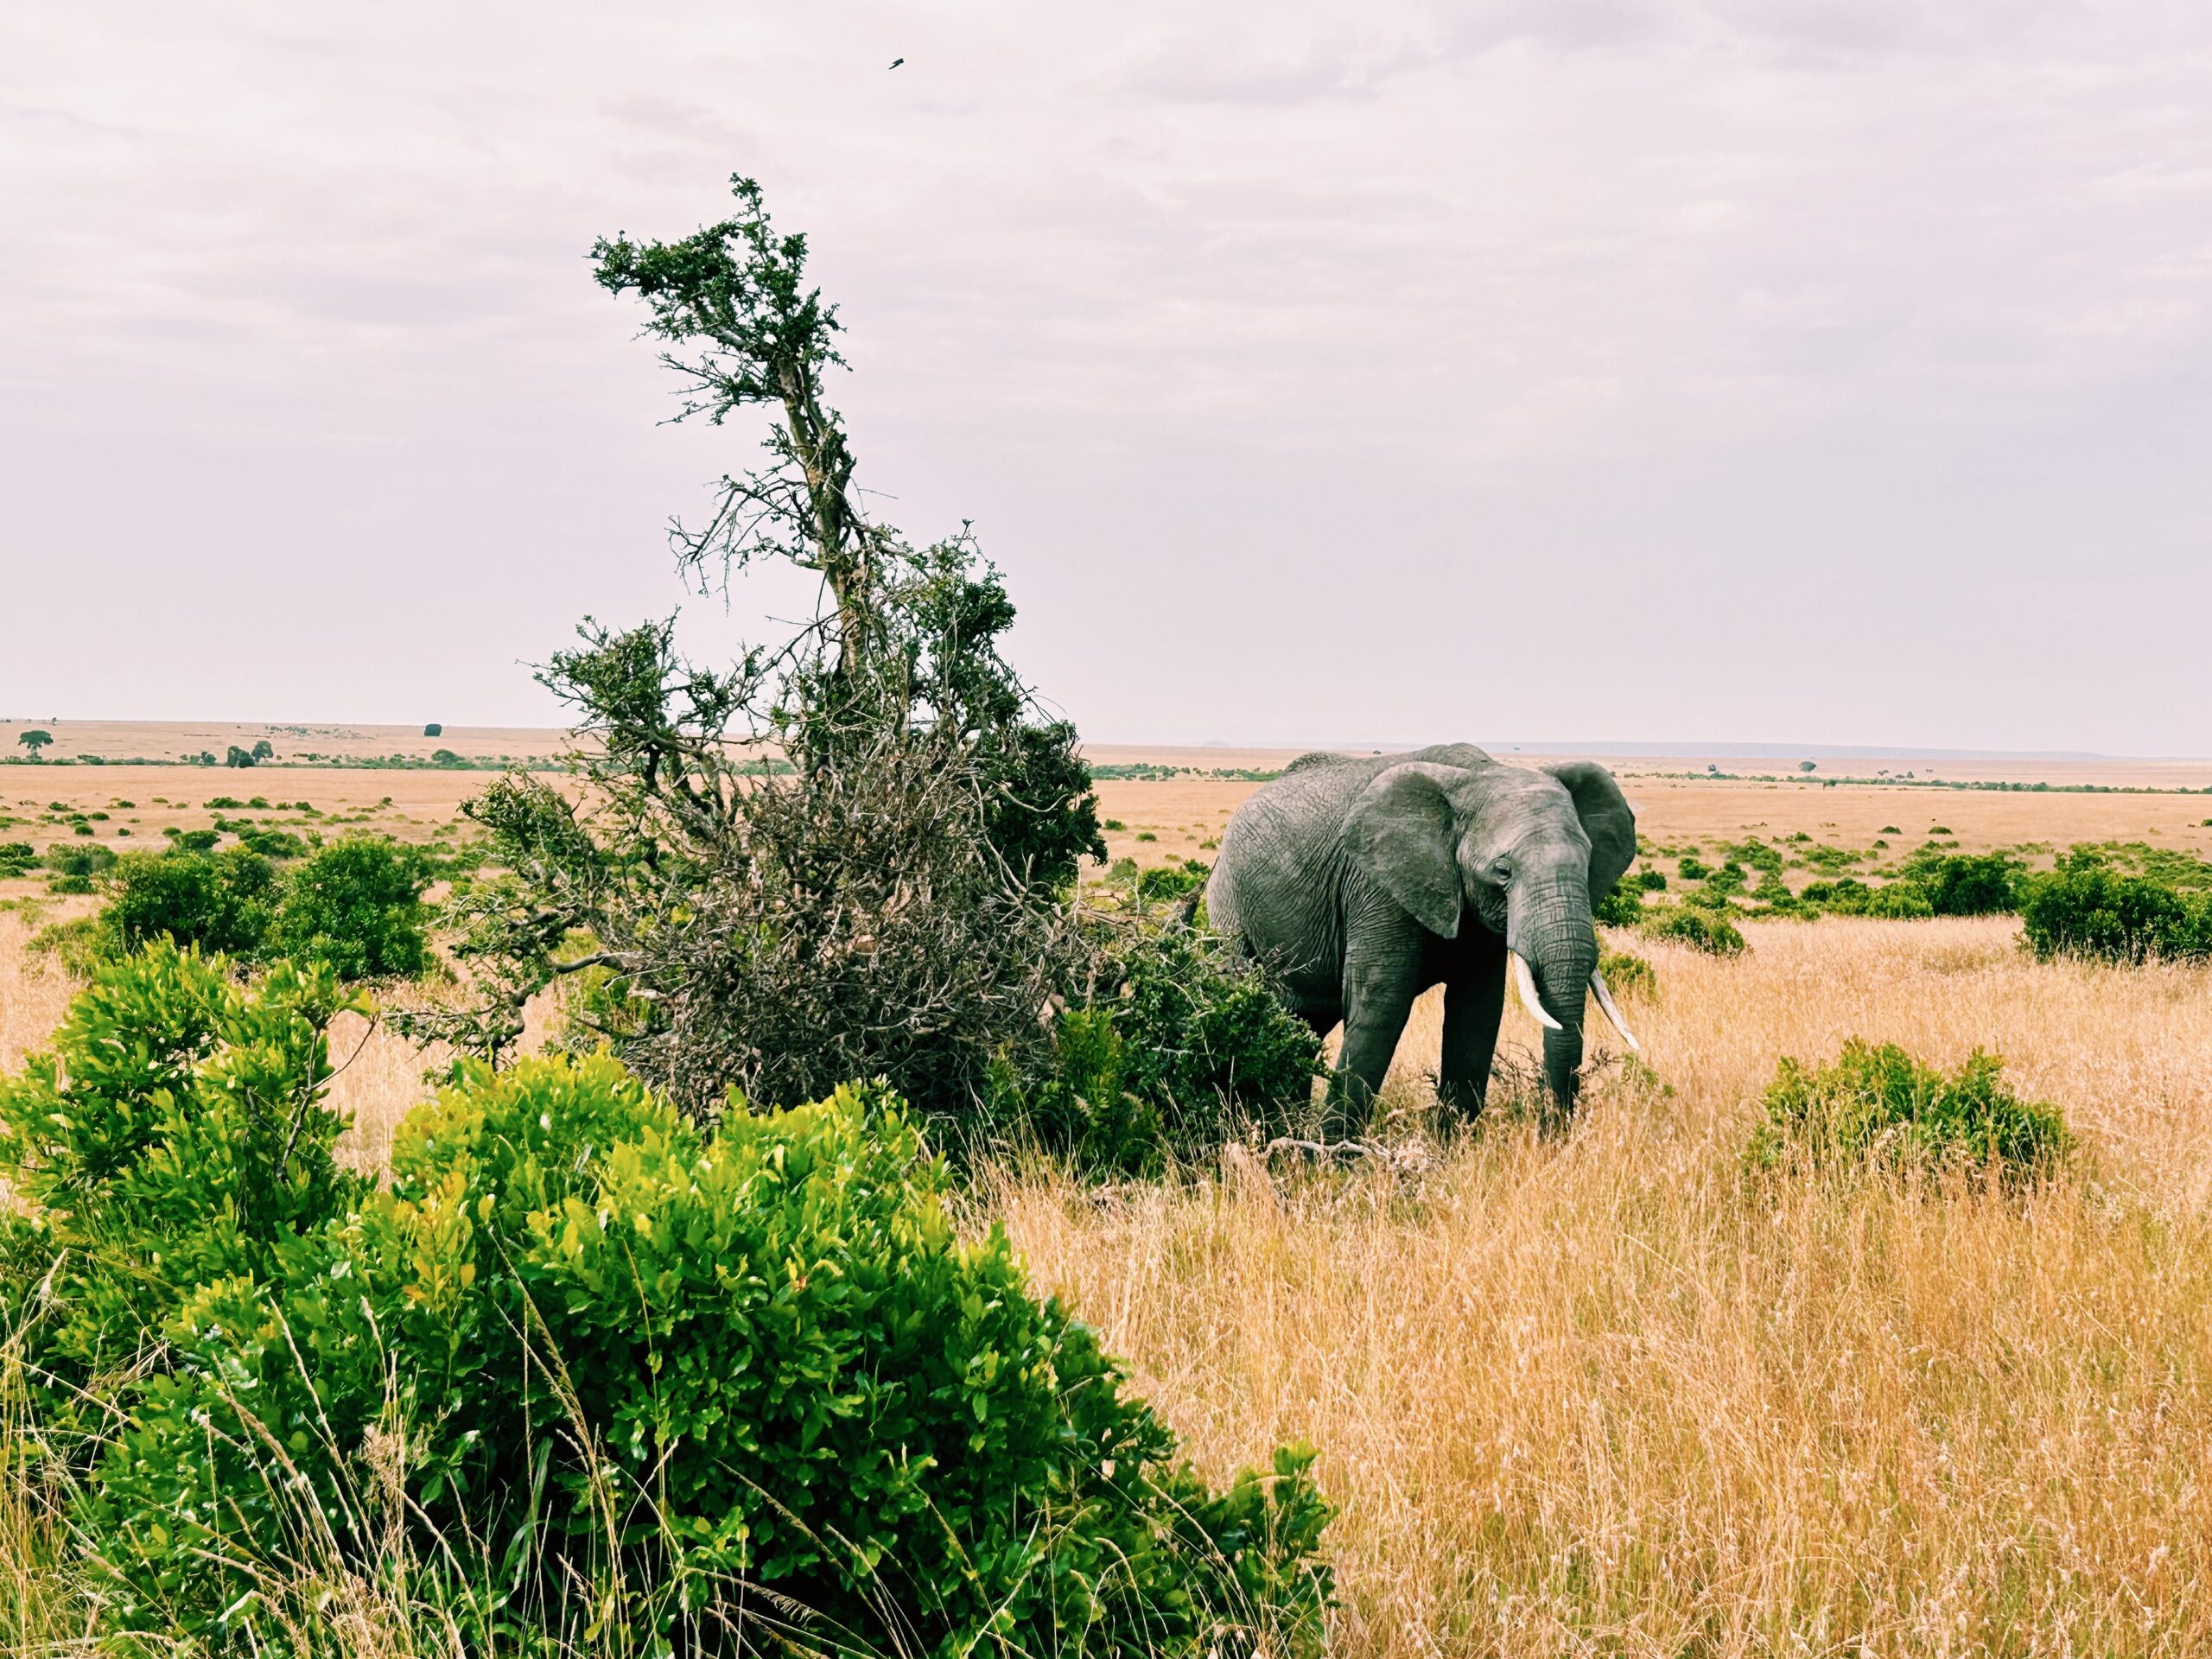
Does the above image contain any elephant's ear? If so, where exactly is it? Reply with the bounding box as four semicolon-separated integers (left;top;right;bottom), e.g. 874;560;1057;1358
1344;762;1464;938
1543;762;1637;897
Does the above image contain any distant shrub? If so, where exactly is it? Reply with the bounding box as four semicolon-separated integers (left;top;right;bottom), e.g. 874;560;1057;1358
0;841;35;876
1898;849;2020;915
1593;881;1644;926
1678;855;1710;880
103;848;278;960
2;960;1333;1653
1136;830;1158;842
1637;868;1668;891
41;842;115;893
1640;903;1746;957
1880;824;1901;835
423;721;442;736
236;826;308;860
2020;857;2212;965
1751;1039;2069;1179
1682;885;1736;912
1802;876;1872;913
1599;947;1656;1000
268;835;431;979
1136;856;1211;903
174;828;219;853
1863;881;1936;919
1103;817;1125;830
204;795;245;809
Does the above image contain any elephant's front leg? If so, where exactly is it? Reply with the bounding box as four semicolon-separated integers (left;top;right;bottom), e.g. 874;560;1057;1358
1438;929;1508;1121
1329;933;1422;1139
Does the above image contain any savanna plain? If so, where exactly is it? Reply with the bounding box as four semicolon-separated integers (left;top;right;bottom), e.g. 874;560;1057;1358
6;728;2212;1656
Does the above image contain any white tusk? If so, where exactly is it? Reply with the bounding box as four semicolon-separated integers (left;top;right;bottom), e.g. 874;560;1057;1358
1589;967;1641;1053
1510;952;1562;1031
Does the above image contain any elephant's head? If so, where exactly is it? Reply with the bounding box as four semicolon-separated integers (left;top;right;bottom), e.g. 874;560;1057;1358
1344;759;1638;1109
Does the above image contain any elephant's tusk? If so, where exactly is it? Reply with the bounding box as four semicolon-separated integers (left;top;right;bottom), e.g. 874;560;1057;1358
1510;953;1562;1031
1589;967;1641;1053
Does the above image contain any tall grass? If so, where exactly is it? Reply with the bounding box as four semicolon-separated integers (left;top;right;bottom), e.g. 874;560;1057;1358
9;914;2212;1653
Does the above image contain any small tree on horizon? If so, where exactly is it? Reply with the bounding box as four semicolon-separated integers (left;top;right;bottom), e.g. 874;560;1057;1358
17;729;53;760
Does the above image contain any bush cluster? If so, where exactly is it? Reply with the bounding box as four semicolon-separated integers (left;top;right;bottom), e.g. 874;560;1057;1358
61;836;430;982
0;948;1332;1654
2020;854;2212;964
1638;903;1747;956
1000;927;1325;1173
1135;856;1211;903
1750;1039;2069;1179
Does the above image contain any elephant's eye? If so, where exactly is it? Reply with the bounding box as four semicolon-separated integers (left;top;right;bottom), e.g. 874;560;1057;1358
1491;858;1512;881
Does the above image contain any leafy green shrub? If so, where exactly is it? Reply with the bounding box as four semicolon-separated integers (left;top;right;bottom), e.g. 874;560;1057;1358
1103;817;1125;830
1682;885;1736;912
267;835;431;979
2019;857;2212;964
1802;876;1872;912
1137;856;1211;902
1863;881;1936;919
1001;930;1325;1171
41;842;115;893
1706;861;1748;895
1678;855;1710;881
0;840;35;875
1750;1039;2069;1179
236;825;308;860
1637;868;1668;891
1639;903;1746;956
4;957;1332;1653
1136;830;1158;842
1898;849;2020;915
1592;880;1644;926
174;827;219;853
423;721;442;736
1598;948;1656;999
102;847;277;958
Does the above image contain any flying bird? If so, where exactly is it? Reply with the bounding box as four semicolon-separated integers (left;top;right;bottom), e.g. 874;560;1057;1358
889;56;904;68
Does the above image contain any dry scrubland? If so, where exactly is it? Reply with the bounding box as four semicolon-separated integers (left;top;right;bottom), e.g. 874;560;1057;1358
8;752;2212;1653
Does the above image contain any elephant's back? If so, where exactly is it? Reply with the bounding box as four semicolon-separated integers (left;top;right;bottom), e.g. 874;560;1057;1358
1208;757;1390;964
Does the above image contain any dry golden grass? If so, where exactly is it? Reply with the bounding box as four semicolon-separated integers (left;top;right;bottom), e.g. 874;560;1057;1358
993;918;2212;1656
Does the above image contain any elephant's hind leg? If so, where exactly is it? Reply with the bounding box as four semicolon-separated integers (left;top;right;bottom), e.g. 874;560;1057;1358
1439;931;1508;1121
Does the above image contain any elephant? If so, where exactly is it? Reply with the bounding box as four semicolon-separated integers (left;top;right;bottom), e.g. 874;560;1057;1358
1205;744;1641;1132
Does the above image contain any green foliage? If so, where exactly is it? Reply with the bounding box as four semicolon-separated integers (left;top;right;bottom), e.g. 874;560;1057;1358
1898;847;2021;915
423;721;442;736
1136;857;1211;903
173;827;219;853
1750;1039;2069;1179
235;825;308;860
103;848;277;958
1592;880;1644;926
1705;861;1748;895
41;842;115;893
0;944;366;1446
1863;881;1936;919
1598;948;1656;999
1677;855;1709;881
1720;838;1785;875
1802;876;1873;912
3;963;1332;1654
1639;903;1747;957
1001;931;1325;1173
1103;817;1126;831
0;840;35;876
1636;868;1668;891
222;744;259;768
2019;854;2212;965
17;728;52;758
268;835;431;980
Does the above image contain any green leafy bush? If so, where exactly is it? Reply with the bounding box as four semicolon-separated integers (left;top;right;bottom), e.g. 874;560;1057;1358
267;834;432;979
1802;876;1872;913
3;953;1333;1654
1639;903;1746;957
1899;849;2021;915
0;840;35;876
1001;930;1325;1171
41;842;115;893
1593;880;1644;926
1636;868;1668;891
1750;1039;2069;1179
1136;856;1211;903
1863;881;1936;919
1598;948;1656;999
102;847;277;958
2019;857;2212;964
1677;855;1709;881
173;827;219;853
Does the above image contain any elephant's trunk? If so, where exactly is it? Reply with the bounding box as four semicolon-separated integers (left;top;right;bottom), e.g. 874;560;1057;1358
1509;874;1599;1110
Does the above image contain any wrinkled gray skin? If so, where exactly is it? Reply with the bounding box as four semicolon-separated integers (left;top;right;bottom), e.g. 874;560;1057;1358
1207;745;1636;1132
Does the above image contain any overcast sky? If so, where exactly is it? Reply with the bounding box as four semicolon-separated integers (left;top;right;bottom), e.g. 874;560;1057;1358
3;2;2208;753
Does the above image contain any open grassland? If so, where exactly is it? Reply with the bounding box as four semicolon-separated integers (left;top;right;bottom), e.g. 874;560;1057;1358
7;755;2212;1653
